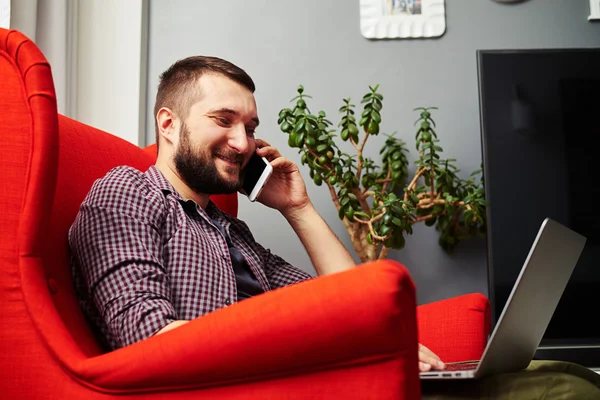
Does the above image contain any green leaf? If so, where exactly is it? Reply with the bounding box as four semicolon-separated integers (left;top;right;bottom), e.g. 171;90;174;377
391;151;403;161
345;208;355;220
306;121;314;134
316;144;329;152
295;132;305;147
371;110;381;123
392;217;403;227
338;205;346;220
294;119;305;132
392;234;405;250
353;211;370;219
380;225;391;236
368;120;379;134
280;121;292;133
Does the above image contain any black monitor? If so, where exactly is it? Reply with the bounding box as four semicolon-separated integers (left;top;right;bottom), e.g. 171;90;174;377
477;48;600;368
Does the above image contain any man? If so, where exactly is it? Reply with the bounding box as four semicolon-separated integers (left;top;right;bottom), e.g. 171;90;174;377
68;55;444;372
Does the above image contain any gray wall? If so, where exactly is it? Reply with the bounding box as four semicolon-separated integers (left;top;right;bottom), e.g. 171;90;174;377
145;0;599;304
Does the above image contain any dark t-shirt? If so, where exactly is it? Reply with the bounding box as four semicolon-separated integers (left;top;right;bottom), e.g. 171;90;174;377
210;218;264;300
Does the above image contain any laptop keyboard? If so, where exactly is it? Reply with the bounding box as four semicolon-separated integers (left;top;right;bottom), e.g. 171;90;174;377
444;362;479;371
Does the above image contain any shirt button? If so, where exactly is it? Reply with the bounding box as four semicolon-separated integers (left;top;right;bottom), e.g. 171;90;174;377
224;298;232;306
221;253;227;260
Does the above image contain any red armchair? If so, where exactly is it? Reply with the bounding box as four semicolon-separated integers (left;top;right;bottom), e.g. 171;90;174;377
0;28;490;399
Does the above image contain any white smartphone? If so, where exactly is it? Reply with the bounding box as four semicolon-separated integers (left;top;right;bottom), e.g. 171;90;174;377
242;153;273;202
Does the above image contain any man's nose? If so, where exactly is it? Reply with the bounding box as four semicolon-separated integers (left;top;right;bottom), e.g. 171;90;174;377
228;124;250;154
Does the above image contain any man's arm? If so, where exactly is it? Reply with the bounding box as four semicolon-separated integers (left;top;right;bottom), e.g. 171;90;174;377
69;167;178;349
156;320;189;335
253;139;356;276
283;201;355;276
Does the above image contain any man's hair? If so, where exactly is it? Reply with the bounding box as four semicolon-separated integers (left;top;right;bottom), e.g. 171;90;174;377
153;56;256;147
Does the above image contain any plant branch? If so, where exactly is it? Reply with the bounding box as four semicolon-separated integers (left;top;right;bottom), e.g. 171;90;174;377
378;246;391;260
404;167;427;200
382;167;392;197
326;182;353;233
352;187;371;214
355;131;370;180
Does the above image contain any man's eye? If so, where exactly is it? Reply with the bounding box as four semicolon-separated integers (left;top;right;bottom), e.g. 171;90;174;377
215;117;230;125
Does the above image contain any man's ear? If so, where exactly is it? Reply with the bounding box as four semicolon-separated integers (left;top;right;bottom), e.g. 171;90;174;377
156;107;179;148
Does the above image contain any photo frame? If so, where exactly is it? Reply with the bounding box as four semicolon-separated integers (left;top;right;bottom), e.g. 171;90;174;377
360;0;446;39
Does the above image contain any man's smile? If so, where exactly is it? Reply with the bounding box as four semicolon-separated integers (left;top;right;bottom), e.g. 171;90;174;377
215;153;243;168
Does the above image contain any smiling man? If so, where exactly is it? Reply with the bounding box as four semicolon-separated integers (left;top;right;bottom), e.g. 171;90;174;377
67;55;444;372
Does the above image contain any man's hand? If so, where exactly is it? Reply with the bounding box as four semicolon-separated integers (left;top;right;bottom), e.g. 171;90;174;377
251;140;356;276
253;139;310;217
419;343;445;372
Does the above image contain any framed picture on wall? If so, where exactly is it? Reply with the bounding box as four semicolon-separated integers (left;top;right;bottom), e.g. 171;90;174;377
360;0;446;39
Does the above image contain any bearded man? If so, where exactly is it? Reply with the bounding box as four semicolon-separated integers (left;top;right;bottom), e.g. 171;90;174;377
68;56;444;373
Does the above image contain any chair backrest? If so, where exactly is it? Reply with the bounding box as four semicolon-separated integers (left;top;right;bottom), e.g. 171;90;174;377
0;28;238;361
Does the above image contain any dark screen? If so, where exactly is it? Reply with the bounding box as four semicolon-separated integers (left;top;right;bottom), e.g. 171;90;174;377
242;153;268;195
477;49;600;349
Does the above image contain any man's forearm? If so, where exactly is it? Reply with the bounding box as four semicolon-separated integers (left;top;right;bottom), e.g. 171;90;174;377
283;202;356;276
155;320;189;336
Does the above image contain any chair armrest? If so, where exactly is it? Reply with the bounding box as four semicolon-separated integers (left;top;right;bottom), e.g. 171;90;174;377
72;260;420;394
417;293;491;362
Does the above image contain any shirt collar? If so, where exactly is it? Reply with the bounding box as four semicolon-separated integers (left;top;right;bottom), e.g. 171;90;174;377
145;165;183;199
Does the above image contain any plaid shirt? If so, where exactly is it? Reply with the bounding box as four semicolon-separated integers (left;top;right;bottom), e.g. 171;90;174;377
68;165;312;350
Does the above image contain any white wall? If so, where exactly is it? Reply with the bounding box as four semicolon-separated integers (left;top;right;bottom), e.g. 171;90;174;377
0;0;10;28
35;0;68;115
76;0;148;146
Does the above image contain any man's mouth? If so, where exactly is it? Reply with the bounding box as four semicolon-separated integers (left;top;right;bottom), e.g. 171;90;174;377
215;153;243;167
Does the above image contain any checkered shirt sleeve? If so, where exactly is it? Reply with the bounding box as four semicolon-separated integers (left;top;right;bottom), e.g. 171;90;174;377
69;167;176;349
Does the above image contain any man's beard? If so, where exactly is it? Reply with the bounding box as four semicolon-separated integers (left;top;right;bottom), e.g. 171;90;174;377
174;124;243;195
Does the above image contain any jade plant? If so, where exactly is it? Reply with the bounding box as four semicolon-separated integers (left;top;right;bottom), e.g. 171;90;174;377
277;85;487;262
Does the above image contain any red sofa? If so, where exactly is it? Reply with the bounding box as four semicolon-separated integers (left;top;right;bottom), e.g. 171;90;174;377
0;28;491;399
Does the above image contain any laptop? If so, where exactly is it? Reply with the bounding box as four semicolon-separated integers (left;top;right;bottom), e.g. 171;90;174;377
420;218;586;380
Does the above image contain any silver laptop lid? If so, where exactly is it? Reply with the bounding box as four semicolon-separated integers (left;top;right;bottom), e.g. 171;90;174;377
476;218;586;378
